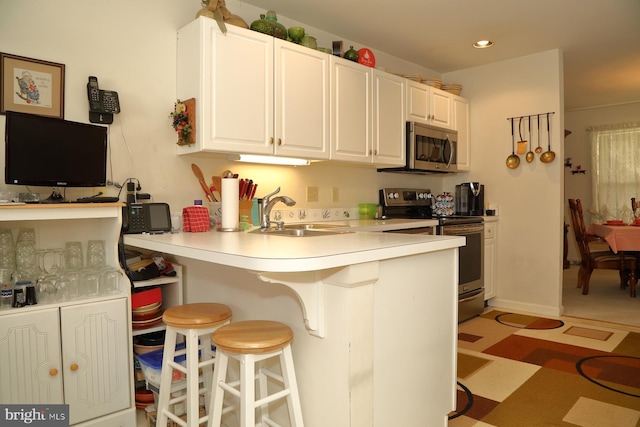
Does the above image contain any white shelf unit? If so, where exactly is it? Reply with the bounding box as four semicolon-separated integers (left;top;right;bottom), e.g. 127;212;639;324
131;263;183;337
0;204;136;427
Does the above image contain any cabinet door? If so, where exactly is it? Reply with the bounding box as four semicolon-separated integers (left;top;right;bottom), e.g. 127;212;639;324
0;308;63;404
274;40;330;160
452;95;470;170
330;57;372;163
372;70;405;166
484;222;496;299
61;298;131;425
430;88;452;128
406;80;430;124
177;18;273;155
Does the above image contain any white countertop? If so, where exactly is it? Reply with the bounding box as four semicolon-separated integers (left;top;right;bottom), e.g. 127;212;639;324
123;218;462;273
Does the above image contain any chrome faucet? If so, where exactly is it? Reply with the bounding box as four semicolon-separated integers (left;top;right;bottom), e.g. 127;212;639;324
260;187;296;230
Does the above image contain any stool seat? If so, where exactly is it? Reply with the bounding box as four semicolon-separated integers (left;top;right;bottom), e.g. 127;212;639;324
156;303;232;427
163;303;232;328
209;320;304;427
213;320;293;354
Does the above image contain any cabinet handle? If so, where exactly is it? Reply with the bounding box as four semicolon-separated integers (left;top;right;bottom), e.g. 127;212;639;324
49;368;58;377
278;138;282;146
270;137;274;145
70;363;79;372
374;149;378;155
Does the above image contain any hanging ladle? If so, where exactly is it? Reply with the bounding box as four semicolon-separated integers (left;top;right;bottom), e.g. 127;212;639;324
540;113;556;163
525;115;534;163
535;114;543;153
506;117;520;169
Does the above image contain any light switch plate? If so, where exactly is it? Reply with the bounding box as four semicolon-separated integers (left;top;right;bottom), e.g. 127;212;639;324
306;186;319;202
332;187;339;202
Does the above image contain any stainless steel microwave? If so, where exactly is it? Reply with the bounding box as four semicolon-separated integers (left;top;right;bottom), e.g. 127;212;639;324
379;122;458;174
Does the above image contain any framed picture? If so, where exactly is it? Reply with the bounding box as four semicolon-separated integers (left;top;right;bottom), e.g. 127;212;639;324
1;53;65;118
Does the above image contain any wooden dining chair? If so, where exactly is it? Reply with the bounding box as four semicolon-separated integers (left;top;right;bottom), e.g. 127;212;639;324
568;199;637;295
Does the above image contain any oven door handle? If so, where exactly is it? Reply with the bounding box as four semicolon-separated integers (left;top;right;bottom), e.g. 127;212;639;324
459;288;483;302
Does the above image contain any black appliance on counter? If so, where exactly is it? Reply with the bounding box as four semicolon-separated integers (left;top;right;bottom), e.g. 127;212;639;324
455;182;484;216
379;188;485;323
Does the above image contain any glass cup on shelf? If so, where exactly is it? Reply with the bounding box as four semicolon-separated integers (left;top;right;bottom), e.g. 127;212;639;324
100;267;123;294
64;241;84;270
86;240;106;268
82;268;101;296
0;228;16;271
36;274;56;304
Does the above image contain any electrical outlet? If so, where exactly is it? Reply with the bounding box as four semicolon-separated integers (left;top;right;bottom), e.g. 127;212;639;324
332;187;339;202
306;186;318;202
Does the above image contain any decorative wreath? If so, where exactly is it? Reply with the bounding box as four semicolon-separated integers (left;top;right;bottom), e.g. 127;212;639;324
170;100;193;146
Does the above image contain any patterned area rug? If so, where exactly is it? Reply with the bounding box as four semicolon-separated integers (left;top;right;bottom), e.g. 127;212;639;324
449;310;640;426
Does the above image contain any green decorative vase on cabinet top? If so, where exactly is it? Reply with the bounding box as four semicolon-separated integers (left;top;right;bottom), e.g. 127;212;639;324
250;14;275;36
265;10;287;39
344;46;359;62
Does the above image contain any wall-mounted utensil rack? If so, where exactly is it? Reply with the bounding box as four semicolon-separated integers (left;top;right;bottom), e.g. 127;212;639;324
506;111;555;122
504;112;557;168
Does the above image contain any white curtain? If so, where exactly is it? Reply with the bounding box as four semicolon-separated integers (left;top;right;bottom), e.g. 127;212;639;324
590;122;640;223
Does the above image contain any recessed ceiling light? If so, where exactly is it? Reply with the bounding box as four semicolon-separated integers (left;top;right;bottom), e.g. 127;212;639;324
473;40;493;49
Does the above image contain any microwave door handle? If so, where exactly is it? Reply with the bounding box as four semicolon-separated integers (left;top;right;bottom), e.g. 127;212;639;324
445;136;454;168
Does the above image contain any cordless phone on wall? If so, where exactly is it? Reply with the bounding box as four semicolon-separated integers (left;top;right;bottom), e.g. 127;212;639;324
87;76;121;124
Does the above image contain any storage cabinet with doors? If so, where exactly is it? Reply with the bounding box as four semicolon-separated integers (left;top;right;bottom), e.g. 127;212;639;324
483;217;498;300
452;94;470;171
0;299;131;425
0;204;135;426
330;56;406;166
406;79;453;129
176;17;330;160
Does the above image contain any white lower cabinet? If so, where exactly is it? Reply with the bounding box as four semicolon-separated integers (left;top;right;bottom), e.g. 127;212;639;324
0;298;131;425
484;219;498;300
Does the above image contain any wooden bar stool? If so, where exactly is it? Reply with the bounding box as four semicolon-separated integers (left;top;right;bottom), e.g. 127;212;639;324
156;303;232;427
207;320;304;427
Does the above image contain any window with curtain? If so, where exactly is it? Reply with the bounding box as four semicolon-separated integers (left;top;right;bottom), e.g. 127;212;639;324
590;122;640;222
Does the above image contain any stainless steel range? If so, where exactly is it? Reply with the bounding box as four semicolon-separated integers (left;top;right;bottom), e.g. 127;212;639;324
379;188;485;323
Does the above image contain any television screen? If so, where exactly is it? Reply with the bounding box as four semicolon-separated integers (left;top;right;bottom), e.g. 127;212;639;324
5;111;108;190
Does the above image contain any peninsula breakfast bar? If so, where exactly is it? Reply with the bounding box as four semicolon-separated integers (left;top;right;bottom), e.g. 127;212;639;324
124;225;464;426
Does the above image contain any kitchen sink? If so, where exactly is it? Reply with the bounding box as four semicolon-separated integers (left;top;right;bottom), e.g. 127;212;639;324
281;223;346;230
249;224;352;237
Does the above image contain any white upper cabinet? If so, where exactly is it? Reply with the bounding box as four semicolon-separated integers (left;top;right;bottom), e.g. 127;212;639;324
176;18;329;160
372;70;406;166
274;39;330;159
330;56;372;163
330;57;405;166
406;80;453;129
452;94;470;171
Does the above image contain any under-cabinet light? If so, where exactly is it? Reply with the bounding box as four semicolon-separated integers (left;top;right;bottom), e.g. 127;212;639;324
230;154;311;166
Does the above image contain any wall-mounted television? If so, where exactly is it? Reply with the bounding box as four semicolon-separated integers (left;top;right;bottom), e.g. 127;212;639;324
5;111;108;202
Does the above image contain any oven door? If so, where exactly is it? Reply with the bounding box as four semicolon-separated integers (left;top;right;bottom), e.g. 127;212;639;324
441;223;484;293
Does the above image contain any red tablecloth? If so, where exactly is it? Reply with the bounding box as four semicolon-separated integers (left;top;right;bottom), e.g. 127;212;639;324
587;223;640;253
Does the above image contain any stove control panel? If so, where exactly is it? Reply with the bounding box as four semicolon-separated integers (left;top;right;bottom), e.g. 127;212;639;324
379;188;432;207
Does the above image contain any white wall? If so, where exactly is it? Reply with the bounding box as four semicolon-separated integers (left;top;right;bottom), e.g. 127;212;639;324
0;1;567;317
443;50;565;316
0;0;445;211
564;102;640;262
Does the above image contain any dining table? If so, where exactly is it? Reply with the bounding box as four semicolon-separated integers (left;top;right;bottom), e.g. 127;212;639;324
587;222;640;297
